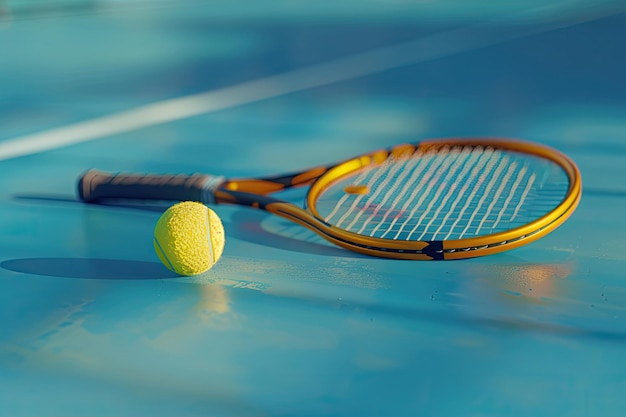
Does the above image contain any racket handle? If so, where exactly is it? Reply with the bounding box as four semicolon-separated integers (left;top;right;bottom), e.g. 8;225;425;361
78;170;226;204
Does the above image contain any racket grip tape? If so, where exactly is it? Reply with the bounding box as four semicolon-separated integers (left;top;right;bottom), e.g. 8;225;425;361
78;170;224;204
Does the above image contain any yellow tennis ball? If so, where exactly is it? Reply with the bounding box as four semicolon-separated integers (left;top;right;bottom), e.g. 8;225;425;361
153;201;225;276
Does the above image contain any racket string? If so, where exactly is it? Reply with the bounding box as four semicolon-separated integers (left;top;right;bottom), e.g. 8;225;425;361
341;150;414;232
318;145;570;241
425;147;503;240
358;148;440;236
374;147;467;239
373;147;456;238
404;147;492;241
382;146;472;239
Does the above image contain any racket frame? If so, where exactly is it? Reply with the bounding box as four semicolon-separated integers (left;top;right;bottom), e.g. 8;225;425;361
78;138;581;260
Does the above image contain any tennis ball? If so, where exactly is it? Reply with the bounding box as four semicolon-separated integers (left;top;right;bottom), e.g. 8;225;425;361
153;201;225;276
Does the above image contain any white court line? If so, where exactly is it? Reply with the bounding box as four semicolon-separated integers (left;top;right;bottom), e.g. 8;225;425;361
0;8;620;161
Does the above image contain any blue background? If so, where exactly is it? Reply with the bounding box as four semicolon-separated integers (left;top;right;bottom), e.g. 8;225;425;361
1;1;626;416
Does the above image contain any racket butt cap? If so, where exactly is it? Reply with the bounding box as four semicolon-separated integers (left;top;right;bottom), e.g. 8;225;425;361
78;169;107;203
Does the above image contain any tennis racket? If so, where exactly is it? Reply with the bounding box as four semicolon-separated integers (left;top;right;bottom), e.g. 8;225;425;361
77;138;581;260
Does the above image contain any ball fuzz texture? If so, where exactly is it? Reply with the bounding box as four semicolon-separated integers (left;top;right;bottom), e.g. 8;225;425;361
153;201;225;276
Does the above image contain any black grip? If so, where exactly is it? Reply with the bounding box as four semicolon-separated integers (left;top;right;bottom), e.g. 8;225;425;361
78;170;215;203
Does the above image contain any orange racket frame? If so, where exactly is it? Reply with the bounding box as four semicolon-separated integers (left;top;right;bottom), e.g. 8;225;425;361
79;138;582;260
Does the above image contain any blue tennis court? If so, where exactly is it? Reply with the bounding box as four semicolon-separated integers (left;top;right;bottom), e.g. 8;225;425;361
1;1;626;416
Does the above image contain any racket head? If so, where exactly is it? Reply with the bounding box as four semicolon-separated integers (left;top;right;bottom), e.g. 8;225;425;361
305;138;582;260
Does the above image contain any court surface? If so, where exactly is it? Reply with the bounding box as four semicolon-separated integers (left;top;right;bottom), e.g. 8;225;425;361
1;1;626;416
